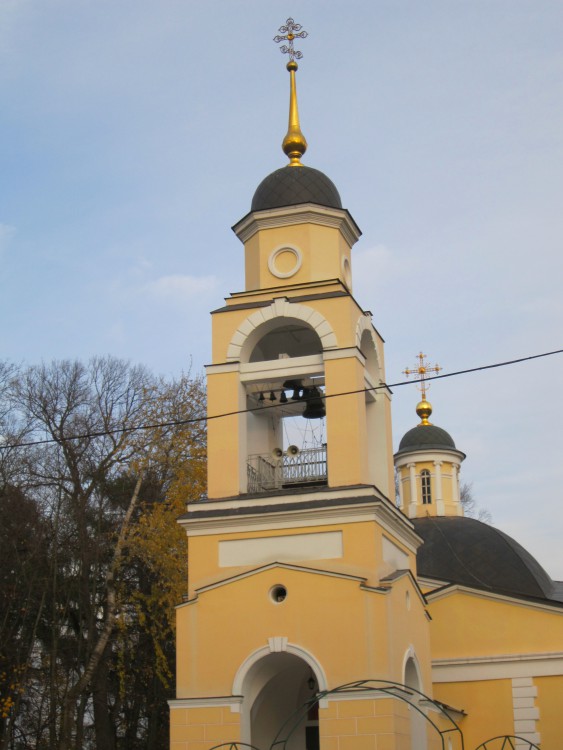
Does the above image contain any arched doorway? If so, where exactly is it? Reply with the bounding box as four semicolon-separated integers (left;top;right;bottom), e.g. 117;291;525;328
404;656;428;750
241;652;319;750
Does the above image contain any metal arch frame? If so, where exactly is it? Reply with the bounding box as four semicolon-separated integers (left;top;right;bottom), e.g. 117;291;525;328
269;678;465;750
474;737;541;750
208;743;262;750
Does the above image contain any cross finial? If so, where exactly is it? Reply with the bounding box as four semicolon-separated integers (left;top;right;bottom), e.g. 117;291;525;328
403;352;442;401
274;18;308;63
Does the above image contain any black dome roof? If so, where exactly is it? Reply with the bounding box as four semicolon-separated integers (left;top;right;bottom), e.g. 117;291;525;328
251;165;342;212
396;423;457;454
413;516;563;603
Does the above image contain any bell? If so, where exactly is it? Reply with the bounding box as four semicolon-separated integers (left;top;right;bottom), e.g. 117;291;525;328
301;386;326;419
280;390;288;404
283;379;302;401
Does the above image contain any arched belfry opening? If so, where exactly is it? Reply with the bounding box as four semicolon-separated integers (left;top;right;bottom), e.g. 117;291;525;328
242;319;327;493
249;323;323;362
240;653;319;750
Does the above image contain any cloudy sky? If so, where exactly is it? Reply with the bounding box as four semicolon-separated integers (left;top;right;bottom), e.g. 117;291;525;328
2;1;562;578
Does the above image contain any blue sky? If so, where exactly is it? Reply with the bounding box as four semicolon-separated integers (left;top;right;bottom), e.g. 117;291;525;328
2;1;563;577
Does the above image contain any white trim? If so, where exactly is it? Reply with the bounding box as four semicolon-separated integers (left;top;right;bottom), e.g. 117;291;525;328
395;450;465;468
218;530;343;567
240;354;322;384
195;562;366;596
268;244;303;279
426;583;563;613
342;255;352;290
512;677;540;747
232;640;329;708
205;362;241;374
226;298;337;362
432;651;563;683
403;646;424;691
169;695;243;709
181;493;422;554
232;204;361;248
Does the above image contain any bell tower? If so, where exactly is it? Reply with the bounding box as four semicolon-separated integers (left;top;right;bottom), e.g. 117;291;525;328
205;24;394;502
171;22;434;750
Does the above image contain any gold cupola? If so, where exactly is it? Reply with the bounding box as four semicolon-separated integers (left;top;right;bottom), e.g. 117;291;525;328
394;353;466;519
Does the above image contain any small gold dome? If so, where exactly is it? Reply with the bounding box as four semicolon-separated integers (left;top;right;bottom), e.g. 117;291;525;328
416;399;433;425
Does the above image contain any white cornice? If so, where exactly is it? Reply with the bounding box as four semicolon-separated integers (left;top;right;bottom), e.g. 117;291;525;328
394;449;465;466
432;651;563;683
169;696;243;709
181;490;422;553
205;362;241;375
232;204;362;247
426;583;563;613
195;561;366;595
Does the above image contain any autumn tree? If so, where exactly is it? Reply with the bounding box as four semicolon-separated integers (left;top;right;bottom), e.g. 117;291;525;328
0;358;206;750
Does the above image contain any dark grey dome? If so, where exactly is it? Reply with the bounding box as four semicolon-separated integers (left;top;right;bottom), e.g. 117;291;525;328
251;165;342;212
396;424;457;454
413;516;563;603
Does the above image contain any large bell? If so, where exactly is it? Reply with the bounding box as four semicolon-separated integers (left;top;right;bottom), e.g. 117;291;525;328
301;386;326;419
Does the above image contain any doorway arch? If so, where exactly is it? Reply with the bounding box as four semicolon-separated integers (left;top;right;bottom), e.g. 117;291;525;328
237;651;321;750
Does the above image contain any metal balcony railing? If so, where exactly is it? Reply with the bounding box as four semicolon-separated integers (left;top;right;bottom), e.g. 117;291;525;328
247;446;327;493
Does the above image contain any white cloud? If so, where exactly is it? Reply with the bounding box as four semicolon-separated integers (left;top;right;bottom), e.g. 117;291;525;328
143;273;219;305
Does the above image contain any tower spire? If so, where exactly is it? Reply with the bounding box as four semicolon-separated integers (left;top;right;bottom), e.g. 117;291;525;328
403;351;442;425
274;18;308;166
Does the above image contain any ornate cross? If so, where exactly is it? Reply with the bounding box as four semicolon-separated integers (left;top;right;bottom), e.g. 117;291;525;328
274;18;308;62
403;352;442;400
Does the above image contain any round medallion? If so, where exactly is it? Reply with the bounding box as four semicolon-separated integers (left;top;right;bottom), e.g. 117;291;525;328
342;256;352;289
268;245;303;279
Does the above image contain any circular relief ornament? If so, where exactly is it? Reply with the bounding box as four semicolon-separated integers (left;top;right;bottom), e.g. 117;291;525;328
342;256;352;289
268;245;303;279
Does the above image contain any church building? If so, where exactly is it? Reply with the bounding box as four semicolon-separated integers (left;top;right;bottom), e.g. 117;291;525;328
169;20;563;750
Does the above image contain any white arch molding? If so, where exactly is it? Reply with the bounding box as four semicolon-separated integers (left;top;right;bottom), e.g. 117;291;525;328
402;645;424;691
232;637;329;710
226;299;338;362
355;314;382;376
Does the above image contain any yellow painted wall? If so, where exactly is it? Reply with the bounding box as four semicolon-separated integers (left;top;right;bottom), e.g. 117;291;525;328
185;518;416;597
243;221;352;291
176;566;429;700
211;290;368;365
536;674;563;749
170;705;240;750
433;679;514;749
428;590;563;658
325;357;369;487
206;370;245;498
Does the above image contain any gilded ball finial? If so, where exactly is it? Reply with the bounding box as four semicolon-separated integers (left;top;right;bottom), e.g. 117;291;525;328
403;351;442;425
416;399;433;426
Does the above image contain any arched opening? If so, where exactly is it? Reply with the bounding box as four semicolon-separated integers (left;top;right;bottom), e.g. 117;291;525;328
241;653;319;750
244;320;327;493
359;327;386;488
404;656;427;750
249;324;322;362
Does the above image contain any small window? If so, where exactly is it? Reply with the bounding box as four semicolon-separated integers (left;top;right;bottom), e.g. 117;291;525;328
421;470;432;504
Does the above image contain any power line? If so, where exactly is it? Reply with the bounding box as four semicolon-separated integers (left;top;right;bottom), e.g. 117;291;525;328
1;347;562;451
